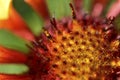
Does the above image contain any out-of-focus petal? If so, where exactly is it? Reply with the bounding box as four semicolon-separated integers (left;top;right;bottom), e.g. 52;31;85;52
26;0;49;19
93;0;109;6
0;3;28;30
0;47;27;63
107;0;120;17
0;74;31;80
13;30;34;41
0;0;11;20
0;2;34;41
92;3;103;17
73;0;82;11
92;0;109;16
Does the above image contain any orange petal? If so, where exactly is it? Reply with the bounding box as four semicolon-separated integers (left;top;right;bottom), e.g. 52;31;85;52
0;47;27;63
0;74;31;80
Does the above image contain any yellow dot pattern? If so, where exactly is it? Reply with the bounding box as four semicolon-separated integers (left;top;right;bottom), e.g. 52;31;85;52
47;20;120;80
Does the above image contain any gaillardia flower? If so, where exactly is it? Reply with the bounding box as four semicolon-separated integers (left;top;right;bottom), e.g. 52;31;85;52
0;0;120;80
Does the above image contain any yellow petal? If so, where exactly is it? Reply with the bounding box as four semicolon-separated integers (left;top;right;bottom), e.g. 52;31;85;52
0;0;11;20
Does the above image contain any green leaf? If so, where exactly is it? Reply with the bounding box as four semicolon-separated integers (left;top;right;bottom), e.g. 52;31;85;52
12;0;44;36
46;0;72;19
115;15;120;33
0;29;29;53
0;64;29;75
83;0;93;13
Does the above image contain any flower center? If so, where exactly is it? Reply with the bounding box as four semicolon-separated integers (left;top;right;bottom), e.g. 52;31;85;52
46;20;120;80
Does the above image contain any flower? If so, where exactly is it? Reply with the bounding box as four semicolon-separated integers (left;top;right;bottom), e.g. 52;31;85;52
0;0;120;80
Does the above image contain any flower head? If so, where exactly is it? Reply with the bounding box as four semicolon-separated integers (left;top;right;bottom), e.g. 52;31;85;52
0;0;120;80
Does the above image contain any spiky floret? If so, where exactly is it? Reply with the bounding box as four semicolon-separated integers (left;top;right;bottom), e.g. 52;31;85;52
28;5;120;80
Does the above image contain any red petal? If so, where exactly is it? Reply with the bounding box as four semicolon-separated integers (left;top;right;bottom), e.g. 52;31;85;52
0;74;31;80
13;30;34;41
0;47;27;63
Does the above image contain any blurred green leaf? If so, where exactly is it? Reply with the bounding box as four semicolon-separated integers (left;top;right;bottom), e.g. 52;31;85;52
83;0;93;13
0;29;29;53
46;0;72;19
0;64;29;74
12;0;44;36
115;15;120;33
